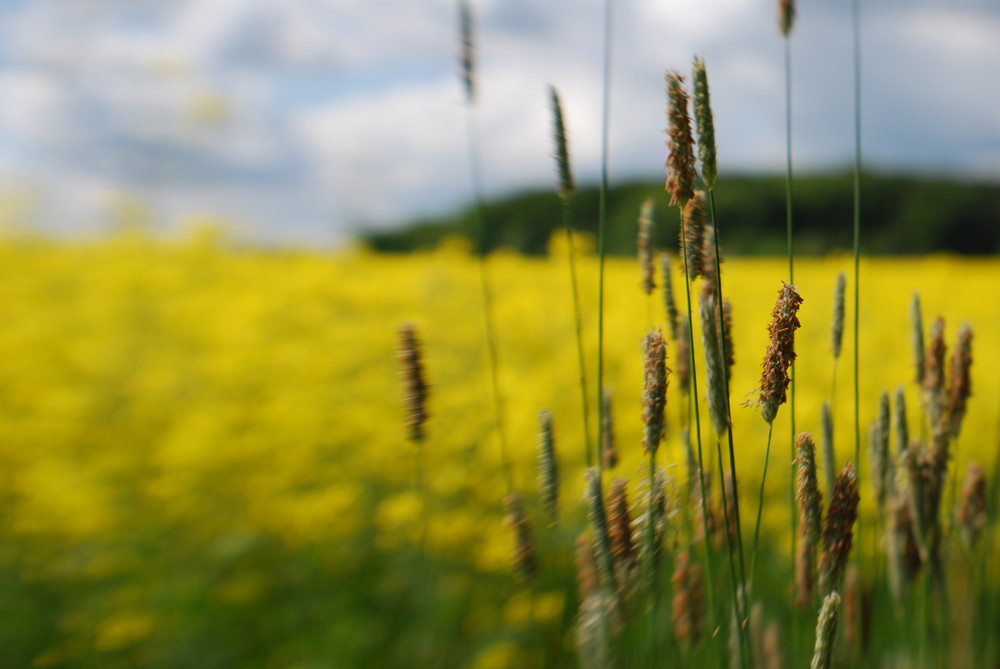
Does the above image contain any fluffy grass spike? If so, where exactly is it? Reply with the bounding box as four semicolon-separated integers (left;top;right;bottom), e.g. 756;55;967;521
397;322;429;443
537;409;559;523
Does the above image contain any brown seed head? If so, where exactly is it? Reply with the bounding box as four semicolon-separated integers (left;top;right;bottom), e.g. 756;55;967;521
671;551;704;648
575;533;598;599
665;72;697;208
957;463;987;550
843;565;871;658
886;494;922;602
607;478;637;579
642;331;669;454
701;223;721;295
503;491;538;579
680;192;707;280
946;323;973;438
722;299;735;377
751;282;804;424
902;445;935;564
795;433;823;607
923;316;947;425
397;322;429;442
778;0;795;37
819;462;859;595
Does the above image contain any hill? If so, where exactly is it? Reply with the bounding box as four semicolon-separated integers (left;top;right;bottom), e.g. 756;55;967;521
361;172;1000;255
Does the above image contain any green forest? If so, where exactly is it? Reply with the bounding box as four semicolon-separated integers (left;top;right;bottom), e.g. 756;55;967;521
362;172;1000;255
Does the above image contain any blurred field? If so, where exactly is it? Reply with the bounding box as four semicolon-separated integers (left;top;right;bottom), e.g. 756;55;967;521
0;232;996;667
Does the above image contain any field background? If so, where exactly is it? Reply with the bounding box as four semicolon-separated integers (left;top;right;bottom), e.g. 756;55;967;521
0;231;995;667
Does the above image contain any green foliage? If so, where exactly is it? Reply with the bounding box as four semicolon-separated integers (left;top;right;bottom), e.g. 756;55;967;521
361;173;1000;256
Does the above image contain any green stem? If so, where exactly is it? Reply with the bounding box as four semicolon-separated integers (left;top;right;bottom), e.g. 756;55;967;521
463;102;513;493
560;199;595;468
749;421;775;594
851;0;863;583
707;189;750;661
595;0;614;483
714;434;749;669
783;35;801;659
680;212;719;665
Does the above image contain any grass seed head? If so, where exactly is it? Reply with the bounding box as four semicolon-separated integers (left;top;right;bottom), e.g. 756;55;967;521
778;0;796;37
397;322;429;443
957;463;987;550
537;409;559;523
680;192;707;280
701;222;720;292
946;323;973;438
607;478;636;580
831;272;845;359
887;494;922;602
751;282;804;424
843;565;870;657
722;299;735;377
586;469;619;594
661;253;680;340
923;316;947;425
458;0;475;102
810;591;841;669
671;551;704;649
911;293;925;386
665;72;697;208
642;331;669;455
819;462;859;595
503;491;538;580
795;433;823;607
575;533;598;599
549;86;575;202
699;291;730;437
692;56;718;189
894;386;909;456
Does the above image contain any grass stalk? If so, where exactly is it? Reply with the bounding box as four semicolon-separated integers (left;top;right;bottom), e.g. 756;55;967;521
462;90;514;493
679;211;720;664
707;191;748;594
706;190;750;660
749;421;775;592
595;0;615;483
851;0;864;624
560;198;595;467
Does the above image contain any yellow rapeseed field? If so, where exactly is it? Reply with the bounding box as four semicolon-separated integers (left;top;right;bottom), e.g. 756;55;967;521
0;232;995;666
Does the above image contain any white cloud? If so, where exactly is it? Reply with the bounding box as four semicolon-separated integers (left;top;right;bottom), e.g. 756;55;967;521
0;0;995;245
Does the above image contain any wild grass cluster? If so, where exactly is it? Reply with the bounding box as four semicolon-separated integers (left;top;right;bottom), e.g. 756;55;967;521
384;1;1000;667
0;2;995;669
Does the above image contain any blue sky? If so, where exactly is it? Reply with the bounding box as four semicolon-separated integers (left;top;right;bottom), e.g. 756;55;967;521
0;0;996;245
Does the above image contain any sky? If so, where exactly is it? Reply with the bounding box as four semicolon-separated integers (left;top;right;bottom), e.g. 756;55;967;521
0;0;996;246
